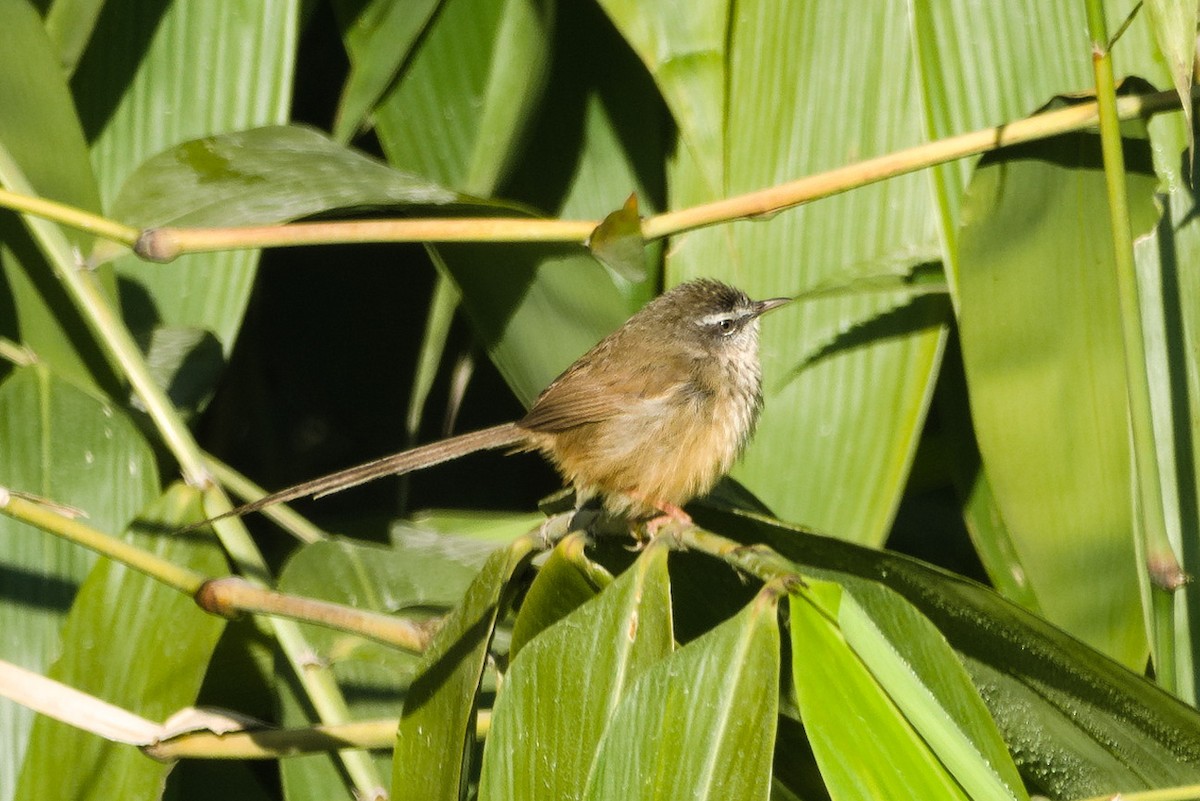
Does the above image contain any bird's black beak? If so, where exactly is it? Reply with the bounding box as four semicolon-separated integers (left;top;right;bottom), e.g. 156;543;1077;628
753;296;792;317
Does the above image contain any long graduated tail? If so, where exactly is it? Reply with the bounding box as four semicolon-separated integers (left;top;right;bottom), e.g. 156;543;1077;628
192;422;526;529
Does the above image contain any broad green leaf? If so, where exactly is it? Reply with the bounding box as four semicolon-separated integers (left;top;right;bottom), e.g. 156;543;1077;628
508;533;609;658
660;0;945;541
908;3;1183;656
909;0;1094;264
838;581;1027;801
790;582;970;801
957;118;1160;667
0;0;112;391
0;365;158;801
583;585;779;801
694;506;1200;797
373;0;658;404
934;340;1040;611
71;0;299;353
106;125;470;233
276;535;491;801
392;537;537;801
331;0;445;143
372;0;551;196
593;0;727;194
480;543;671;801
14;483;227;801
911;0;1199;689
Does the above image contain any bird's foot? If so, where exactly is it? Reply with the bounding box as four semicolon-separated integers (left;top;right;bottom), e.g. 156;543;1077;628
640;502;693;549
645;502;692;535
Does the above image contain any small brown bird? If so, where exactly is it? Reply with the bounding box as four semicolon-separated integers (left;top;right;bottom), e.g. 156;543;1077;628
202;279;790;530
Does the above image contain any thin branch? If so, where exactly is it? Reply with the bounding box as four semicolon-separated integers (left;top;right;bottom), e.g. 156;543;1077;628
0;90;1187;263
0;487;434;652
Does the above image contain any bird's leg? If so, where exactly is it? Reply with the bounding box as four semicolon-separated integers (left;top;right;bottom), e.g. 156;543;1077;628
644;501;693;537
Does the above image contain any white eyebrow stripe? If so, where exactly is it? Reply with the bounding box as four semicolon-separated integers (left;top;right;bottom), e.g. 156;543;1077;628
698;311;748;326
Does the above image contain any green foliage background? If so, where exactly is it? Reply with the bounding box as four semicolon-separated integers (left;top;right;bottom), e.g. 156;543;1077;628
2;0;1200;799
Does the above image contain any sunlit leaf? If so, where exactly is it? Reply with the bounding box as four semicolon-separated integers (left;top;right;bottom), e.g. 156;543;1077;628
480;543;670;801
583;585;780;801
838;581;1027;801
694;506;1200;797
791;581;970;801
508;533;609;658
957;111;1159;666
392;538;536;801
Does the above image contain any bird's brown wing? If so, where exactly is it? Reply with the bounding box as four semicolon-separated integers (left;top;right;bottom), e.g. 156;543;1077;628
519;351;682;433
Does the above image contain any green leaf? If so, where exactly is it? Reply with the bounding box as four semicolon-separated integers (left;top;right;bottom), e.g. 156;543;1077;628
135;326;223;422
790;582;970;801
480;542;671;801
0;0;112;391
106;125;470;233
276;535;490;801
71;0;299;353
508;533;610;658
695;506;1200;797
42;0;107;76
582;585;780;801
0;365;158;801
392;537;537;801
331;0;445;143
594;0;728;194
14;483;227;801
909;0;1095;261
372;0;552;196
838;581;1027;801
1143;0;1196;161
587;193;648;282
373;0;658;405
399;508;546;546
957;114;1160;666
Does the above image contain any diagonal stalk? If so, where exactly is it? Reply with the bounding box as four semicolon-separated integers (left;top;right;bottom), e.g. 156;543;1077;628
1083;0;1181;694
1;152;386;795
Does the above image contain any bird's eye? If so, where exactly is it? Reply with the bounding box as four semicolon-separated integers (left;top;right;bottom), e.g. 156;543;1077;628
717;318;734;333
